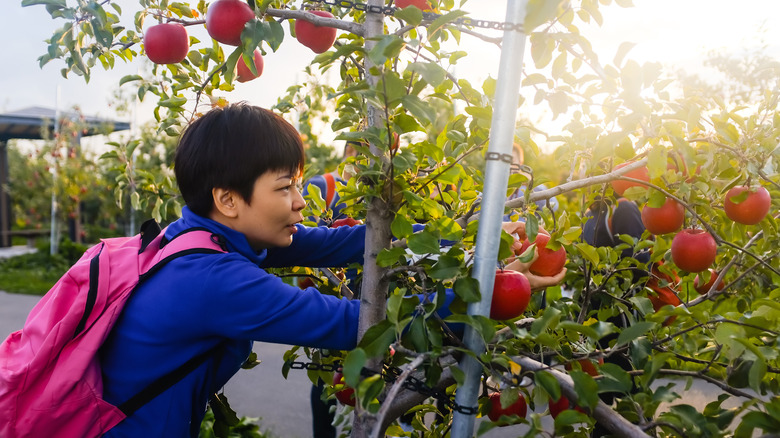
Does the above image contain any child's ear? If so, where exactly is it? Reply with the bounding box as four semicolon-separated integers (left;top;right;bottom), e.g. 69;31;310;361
212;188;238;218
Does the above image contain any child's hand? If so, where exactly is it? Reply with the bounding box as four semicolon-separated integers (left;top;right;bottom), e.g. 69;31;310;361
504;248;567;291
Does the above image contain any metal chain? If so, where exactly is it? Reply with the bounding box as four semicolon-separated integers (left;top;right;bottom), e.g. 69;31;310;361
303;0;524;33
287;360;479;415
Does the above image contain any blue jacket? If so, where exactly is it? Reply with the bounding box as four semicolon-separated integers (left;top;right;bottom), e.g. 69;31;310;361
101;207;364;437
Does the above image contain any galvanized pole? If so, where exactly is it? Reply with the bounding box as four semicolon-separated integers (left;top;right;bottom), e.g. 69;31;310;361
451;1;528;436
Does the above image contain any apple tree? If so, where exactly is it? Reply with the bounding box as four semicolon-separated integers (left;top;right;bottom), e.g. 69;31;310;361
25;0;780;437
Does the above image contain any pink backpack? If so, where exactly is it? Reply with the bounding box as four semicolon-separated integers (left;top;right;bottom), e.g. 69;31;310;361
0;220;226;438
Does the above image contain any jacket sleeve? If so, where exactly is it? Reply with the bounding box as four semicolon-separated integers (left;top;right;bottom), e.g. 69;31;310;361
262;224;366;268
197;253;360;350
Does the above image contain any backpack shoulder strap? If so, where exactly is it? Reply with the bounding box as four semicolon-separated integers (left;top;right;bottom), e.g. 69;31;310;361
118;225;228;415
323;172;336;208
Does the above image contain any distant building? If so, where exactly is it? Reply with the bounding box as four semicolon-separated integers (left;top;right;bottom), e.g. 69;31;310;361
0;106;130;247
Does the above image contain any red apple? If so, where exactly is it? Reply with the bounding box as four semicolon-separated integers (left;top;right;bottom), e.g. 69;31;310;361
671;229;717;272
206;0;255;46
517;233;567;277
331;217;362;228
549;395;585;419
611;162;650;196
641;198;685;235
235;49;264;82
144;23;189;64
487;392;527;425
395;0;431;10
564;358;603;377
294;10;338;54
490;270;531;320
724;186;771;225
332;372;355;406
693;269;725;295
298;277;315;289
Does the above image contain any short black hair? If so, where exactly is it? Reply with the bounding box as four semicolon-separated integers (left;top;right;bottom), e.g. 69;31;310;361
174;103;305;216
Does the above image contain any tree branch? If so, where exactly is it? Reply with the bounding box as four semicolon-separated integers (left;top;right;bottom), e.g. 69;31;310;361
513;356;652;438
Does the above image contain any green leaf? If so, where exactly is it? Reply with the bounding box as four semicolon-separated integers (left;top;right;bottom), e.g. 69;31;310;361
535;370;561;401
453;276;480;302
342;348;367;387
524;0;565;31
574;242;600;265
556;321;599;340
408;62;447;87
597;363;633;394
570;370;600;409
407;230;441;255
616;321;655;346
394;5;423;26
119;74;143;86
400;95;437;125
391;214;414;239
22;0;66;7
531;307;562;336
429;255;462;280
358;320;396;358
377;247;406;267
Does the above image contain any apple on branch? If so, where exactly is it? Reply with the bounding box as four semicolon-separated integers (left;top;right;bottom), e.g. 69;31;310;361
671;228;717;273
487;391;527;426
641;197;684;235
144;23;189;64
235;49;264;82
724;185;771;225
295;10;338;54
205;0;255;46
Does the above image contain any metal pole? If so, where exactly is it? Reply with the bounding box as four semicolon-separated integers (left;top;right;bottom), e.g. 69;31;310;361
451;1;528;436
50;86;61;255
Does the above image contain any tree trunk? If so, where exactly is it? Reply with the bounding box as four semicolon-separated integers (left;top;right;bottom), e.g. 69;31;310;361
352;2;391;437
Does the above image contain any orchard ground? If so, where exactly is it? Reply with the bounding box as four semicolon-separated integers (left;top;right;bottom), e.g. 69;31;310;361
0;248;750;437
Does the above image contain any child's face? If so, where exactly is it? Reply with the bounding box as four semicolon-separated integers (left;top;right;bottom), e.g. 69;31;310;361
233;169;306;249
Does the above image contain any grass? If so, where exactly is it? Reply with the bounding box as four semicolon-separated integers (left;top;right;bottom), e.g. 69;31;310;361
0;240;86;295
0;252;70;295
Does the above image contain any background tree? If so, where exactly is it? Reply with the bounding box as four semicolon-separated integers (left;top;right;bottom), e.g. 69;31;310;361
23;0;780;437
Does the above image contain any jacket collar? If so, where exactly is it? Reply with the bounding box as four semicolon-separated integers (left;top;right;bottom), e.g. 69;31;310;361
166;206;268;265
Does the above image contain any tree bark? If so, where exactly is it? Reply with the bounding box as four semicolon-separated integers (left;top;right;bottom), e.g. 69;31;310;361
352;2;391;437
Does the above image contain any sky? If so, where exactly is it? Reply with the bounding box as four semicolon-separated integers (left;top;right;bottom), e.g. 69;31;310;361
2;0;779;136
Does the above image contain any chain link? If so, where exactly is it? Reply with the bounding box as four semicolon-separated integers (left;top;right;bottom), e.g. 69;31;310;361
287;360;479;415
304;0;524;33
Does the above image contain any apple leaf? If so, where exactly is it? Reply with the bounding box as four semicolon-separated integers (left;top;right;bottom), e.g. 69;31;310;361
407;229;441;255
597;363;634;394
615;321;655;346
357;320;396;358
21;0;66;7
376;247;406;267
342;348;367;387
394;6;423;26
570;370;600;410
524;0;565;32
408;62;447;87
534;370;561;401
391;214;414;239
574;242;599;266
453;276;480;302
119;74;143;86
429;255;461;280
400;95;437;125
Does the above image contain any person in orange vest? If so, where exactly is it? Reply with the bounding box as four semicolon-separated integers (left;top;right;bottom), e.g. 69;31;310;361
302;141;359;226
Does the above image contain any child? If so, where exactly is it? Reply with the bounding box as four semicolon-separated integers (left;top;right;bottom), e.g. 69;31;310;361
100;104;367;437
